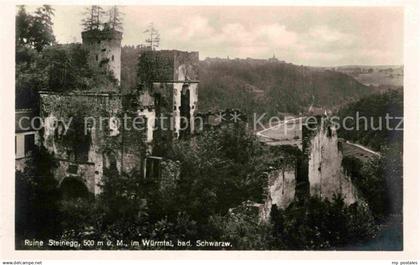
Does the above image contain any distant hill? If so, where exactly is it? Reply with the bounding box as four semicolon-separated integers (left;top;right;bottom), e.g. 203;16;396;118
337;89;403;152
323;65;403;88
198;58;372;115
121;46;373;116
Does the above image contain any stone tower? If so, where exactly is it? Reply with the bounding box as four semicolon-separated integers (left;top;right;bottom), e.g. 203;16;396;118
82;27;122;83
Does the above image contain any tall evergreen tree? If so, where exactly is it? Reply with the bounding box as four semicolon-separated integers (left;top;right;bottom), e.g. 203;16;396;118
31;5;56;51
16;5;31;47
108;6;123;31
81;5;105;31
144;23;160;50
16;5;55;51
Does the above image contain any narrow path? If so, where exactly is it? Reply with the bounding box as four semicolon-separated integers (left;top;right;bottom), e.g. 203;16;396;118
344;141;381;157
256;117;302;138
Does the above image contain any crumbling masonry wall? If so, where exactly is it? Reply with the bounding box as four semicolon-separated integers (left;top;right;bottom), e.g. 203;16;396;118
40;91;150;194
260;165;297;222
138;50;199;83
304;118;358;205
138;50;199;141
259;117;360;222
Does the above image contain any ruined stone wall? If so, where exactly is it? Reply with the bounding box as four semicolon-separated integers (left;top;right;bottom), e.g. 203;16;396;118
122;110;153;174
173;51;199;81
257;149;301;222
137;50;199;140
172;82;198;135
54;160;97;194
147;82;176;146
138;50;199;83
39;91;150;194
306;120;358;205
268;167;296;209
36;49;199;196
138;50;175;83
260;166;297;222
40;92;117;193
137;108;156;144
259;117;361;222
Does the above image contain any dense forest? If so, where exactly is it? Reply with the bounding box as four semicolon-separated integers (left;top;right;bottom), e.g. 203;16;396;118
337;90;403;152
198;59;371;115
338;90;403;220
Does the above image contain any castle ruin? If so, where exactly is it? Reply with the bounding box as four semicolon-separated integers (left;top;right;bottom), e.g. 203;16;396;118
259;111;360;222
34;16;359;213
38;25;199;195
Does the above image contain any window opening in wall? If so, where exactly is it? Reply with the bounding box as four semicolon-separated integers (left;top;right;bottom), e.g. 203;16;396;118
67;164;78;175
145;156;162;179
327;126;333;137
24;134;35;156
179;85;191;138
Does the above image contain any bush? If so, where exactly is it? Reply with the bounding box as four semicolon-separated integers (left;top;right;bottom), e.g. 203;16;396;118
209;203;273;250
270;196;377;250
15;147;61;248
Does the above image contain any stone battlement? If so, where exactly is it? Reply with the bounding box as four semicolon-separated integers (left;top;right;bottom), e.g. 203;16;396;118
81;29;123;42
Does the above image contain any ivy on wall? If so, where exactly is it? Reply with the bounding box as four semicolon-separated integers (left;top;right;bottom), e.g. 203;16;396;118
40;92;151;174
137;51;174;85
41;94;123;159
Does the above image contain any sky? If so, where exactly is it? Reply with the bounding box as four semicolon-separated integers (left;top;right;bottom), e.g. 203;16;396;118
26;5;403;66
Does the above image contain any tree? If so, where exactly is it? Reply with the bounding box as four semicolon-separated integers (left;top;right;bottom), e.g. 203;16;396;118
16;5;55;51
108;6;123;31
165;124;271;223
16;5;31;47
81;5;105;31
31;5;56;51
15;5;56;109
144;23;160;50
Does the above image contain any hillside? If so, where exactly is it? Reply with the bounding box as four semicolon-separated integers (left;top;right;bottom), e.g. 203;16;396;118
121;46;373;116
199;58;371;115
337;90;403;219
337;89;403;152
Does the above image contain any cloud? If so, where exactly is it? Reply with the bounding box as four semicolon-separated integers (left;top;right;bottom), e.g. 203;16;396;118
170;16;216;40
308;25;352;43
255;24;297;47
166;16;297;58
47;6;403;66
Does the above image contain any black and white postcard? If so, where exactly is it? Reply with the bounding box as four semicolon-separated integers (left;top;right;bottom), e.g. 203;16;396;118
1;1;419;263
